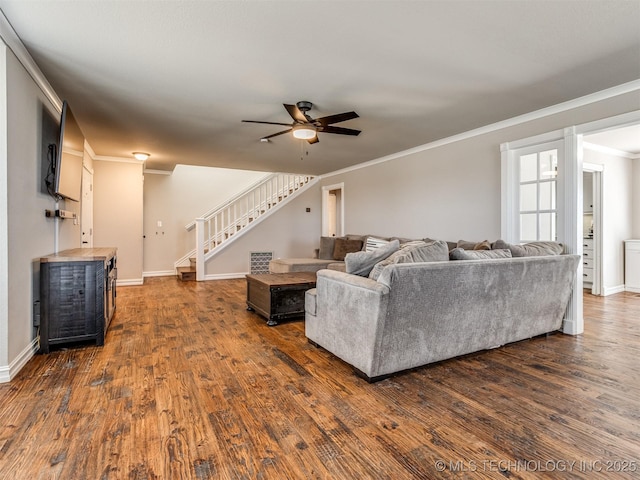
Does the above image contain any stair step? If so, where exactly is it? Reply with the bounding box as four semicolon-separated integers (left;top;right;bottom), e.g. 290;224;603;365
177;266;196;281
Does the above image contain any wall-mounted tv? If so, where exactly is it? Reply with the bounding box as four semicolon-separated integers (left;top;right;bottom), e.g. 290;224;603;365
54;101;84;202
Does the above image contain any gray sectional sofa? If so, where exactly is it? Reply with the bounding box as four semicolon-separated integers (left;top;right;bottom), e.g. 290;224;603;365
305;247;580;382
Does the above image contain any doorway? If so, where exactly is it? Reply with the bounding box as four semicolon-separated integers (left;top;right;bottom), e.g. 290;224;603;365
322;183;344;237
81;165;93;248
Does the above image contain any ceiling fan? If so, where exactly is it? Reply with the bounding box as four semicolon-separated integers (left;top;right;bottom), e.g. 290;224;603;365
242;101;360;144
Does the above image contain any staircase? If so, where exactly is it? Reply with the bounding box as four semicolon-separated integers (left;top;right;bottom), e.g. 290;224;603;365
176;173;317;281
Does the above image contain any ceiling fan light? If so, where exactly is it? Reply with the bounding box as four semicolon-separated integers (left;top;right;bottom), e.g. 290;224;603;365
292;125;316;140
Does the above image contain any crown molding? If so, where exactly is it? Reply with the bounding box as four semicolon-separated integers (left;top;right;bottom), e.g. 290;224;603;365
0;10;62;112
322;80;640;179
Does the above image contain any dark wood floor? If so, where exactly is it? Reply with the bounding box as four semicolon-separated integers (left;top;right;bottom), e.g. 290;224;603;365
0;278;638;479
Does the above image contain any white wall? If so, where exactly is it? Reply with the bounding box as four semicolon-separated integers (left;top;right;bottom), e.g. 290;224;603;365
1;45;82;381
583;148;633;292
143;165;267;274
93;160;144;284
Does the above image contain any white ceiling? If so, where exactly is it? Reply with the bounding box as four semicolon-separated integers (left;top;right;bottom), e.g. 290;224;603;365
1;1;639;174
584;124;640;155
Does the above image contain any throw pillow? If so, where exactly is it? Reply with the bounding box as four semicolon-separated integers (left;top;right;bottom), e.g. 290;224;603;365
369;240;450;280
318;236;337;260
492;240;564;257
449;248;512;260
457;239;491;250
364;236;390;252
332;238;364;261
345;240;400;276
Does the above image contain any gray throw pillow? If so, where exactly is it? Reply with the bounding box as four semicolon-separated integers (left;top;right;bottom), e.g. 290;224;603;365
332;238;364;261
449;248;512;260
318;236;337;260
345;240;400;276
493;239;564;257
369;240;449;280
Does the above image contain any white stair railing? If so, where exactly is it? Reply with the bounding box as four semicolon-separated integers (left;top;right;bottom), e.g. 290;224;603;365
188;173;315;280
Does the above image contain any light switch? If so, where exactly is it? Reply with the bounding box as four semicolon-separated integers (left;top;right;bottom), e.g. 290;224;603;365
157;220;163;228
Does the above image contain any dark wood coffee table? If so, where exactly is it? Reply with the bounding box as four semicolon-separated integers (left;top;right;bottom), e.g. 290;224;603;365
246;272;317;326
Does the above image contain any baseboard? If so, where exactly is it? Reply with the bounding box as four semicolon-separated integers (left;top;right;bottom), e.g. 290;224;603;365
0;338;38;383
625;285;640;293
603;285;626;296
143;270;175;278
117;278;144;286
203;272;248;281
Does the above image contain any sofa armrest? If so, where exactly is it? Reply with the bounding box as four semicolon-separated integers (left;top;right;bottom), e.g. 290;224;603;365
305;270;390;376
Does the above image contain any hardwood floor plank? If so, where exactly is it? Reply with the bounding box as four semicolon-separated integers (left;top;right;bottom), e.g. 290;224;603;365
1;279;639;479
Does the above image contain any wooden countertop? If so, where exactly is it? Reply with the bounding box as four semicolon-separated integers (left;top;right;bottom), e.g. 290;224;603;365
40;247;117;263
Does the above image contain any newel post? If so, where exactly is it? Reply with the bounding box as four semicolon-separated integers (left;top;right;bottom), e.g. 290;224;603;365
195;218;205;281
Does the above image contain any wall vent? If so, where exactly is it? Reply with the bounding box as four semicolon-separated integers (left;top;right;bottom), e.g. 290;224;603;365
250;251;273;274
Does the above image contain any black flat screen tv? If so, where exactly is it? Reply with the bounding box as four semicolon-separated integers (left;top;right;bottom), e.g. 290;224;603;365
54;101;84;202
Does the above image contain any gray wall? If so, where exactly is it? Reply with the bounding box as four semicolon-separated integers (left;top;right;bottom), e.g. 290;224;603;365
319;91;640;247
1;45;81;376
93;160;144;284
204;183;322;276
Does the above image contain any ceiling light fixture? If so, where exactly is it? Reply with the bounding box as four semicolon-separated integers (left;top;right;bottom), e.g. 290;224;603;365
292;125;316;140
132;152;150;161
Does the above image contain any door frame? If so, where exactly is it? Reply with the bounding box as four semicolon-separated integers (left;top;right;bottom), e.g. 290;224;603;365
582;163;603;296
321;182;344;237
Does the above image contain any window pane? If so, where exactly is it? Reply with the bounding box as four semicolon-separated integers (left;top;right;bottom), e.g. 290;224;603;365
539;149;558;179
520;183;537;212
520;213;537;241
520;153;538;182
539;180;556;210
539;212;556;241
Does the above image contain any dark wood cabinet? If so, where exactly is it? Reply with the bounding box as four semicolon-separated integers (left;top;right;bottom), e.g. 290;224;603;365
39;247;117;353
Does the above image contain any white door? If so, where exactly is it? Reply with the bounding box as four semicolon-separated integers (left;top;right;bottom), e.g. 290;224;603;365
81;166;93;248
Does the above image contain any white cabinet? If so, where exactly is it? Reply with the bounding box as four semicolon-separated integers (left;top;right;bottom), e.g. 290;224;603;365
625;240;640;293
583;238;594;287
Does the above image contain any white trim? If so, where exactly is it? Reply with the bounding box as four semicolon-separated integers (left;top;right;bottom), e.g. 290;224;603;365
625;286;640;294
322;82;640;180
142;270;175;278
0;43;9;375
575;110;640;136
0;10;62;112
144;169;172;176
0;339;38;384
116;278;144;286
583;142;639;160
203;272;247;281
603;285;627;295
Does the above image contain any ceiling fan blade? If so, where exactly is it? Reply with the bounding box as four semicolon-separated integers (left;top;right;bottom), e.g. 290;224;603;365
307;136;319;145
320;125;361;136
315;111;359;126
261;129;292;140
283;104;308;123
242;120;292;126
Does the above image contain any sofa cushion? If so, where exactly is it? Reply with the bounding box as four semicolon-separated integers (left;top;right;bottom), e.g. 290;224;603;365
369;240;449;280
305;288;317;316
333;238;364;261
345;240;400;277
449;248;512;260
319;236;337;260
493;240;564;257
